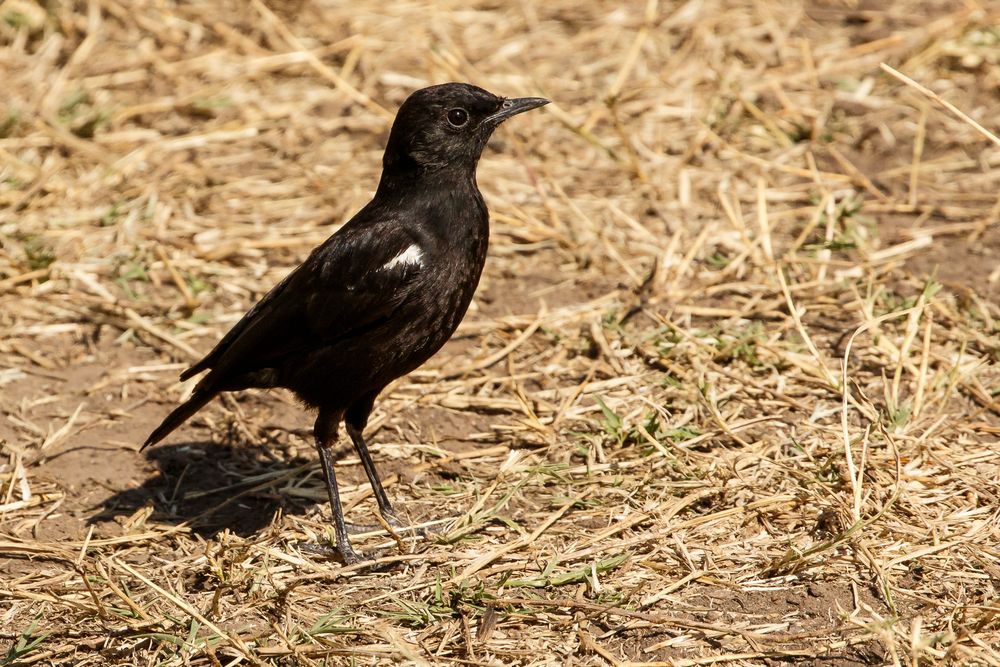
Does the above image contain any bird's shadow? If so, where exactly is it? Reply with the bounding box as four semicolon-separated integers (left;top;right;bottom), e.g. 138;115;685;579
92;440;323;538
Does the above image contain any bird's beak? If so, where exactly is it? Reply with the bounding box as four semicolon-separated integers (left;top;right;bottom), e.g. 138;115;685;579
485;96;550;125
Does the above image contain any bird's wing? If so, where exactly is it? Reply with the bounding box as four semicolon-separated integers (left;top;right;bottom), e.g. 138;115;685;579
183;218;424;388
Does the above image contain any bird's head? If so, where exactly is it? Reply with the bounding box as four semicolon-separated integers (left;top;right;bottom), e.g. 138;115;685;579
382;83;548;175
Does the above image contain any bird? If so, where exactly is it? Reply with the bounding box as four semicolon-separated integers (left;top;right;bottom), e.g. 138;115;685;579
142;83;549;564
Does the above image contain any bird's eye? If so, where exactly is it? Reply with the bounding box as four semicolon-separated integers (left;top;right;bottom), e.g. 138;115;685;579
447;108;469;127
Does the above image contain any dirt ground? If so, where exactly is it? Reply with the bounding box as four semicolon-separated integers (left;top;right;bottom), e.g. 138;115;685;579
2;0;1000;665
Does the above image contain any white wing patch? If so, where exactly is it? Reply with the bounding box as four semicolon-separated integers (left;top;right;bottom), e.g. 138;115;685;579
381;244;423;271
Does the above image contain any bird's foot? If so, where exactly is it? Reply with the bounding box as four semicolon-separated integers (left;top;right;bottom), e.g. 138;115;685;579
343;520;395;535
294;540;380;566
344;512;431;537
293;540;362;564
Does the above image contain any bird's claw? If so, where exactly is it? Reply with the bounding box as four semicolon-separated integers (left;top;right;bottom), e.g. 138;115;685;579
294;541;400;571
293;541;363;564
344;513;431;538
294;541;383;568
343;521;386;535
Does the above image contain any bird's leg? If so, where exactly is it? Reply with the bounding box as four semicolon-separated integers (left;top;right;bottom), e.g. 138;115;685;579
342;396;434;538
345;422;401;526
343;423;438;539
314;411;362;564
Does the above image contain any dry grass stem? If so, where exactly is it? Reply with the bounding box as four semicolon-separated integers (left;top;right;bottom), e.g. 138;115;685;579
2;1;1000;665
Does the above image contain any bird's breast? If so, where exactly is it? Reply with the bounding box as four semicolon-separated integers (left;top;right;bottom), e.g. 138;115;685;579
418;235;487;329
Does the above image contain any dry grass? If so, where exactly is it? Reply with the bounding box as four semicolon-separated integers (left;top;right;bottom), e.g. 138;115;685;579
2;0;1000;665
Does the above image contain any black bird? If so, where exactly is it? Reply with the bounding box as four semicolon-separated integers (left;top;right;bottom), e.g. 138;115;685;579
143;83;548;563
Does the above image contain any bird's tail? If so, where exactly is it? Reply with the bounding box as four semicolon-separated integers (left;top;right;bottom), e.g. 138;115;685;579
141;388;215;451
